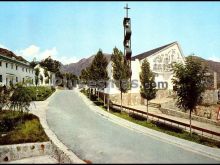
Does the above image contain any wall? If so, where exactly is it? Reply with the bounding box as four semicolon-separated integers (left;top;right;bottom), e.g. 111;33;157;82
34;64;56;87
0;58;35;86
0;142;52;163
201;90;218;105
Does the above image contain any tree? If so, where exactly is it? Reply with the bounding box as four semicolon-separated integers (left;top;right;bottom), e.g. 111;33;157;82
89;49;109;100
35;68;40;86
44;68;49;84
139;59;157;120
65;72;78;89
30;58;39;68
9;83;34;113
111;47;130;111
0;85;11;111
40;56;61;73
172;56;207;135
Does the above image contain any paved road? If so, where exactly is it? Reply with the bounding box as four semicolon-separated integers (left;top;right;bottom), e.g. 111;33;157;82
46;90;220;163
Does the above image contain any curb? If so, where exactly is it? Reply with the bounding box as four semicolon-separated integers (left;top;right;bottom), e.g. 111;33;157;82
31;89;85;164
75;89;220;162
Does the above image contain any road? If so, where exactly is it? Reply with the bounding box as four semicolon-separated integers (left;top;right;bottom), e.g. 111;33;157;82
46;90;220;163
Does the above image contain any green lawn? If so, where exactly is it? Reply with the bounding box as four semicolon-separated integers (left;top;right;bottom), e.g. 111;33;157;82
81;91;220;148
26;86;56;101
0;110;49;145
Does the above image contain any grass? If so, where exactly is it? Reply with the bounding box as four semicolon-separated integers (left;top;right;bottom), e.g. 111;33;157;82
0;110;49;145
81;91;220;148
26;86;56;101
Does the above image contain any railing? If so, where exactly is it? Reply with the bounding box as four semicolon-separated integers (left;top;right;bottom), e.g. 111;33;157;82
111;103;220;141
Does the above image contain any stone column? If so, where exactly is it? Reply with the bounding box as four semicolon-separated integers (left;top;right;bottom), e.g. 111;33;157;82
214;72;217;89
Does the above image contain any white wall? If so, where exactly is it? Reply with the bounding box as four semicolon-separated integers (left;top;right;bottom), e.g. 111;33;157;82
34;64;56;86
0;58;35;86
104;42;186;95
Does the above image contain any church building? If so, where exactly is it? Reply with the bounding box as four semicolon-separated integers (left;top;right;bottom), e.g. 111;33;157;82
102;41;186;106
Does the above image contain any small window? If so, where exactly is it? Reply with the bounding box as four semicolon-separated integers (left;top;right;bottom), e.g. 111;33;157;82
16;65;18;70
0;75;2;82
16;77;18;82
0;61;2;67
6;63;8;68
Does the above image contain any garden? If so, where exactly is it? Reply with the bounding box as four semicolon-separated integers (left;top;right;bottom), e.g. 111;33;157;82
0;84;53;145
26;86;56;101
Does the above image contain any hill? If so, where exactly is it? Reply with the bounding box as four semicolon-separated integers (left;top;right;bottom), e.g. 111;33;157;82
61;53;111;76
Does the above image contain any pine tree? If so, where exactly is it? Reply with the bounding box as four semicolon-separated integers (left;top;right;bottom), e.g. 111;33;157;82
89;49;109;100
139;59;157;120
172;56;207;136
111;47;130;111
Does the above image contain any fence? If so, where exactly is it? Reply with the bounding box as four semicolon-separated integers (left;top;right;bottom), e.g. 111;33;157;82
111;103;220;141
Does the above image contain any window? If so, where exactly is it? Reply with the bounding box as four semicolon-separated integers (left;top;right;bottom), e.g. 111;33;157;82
26;68;28;72
6;63;8;68
0;75;2;82
0;61;2;67
16;65;18;70
16;77;18;82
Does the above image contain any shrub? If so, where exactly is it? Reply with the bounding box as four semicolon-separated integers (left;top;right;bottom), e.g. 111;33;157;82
26;86;55;101
10;84;34;113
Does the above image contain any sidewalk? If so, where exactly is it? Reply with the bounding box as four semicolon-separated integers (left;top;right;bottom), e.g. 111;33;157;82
129;105;220;140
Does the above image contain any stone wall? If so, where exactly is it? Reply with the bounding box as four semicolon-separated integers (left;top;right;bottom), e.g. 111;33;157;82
102;93;144;106
201;90;218;105
159;107;220;126
99;89;173;106
0;142;52;163
156;89;174;99
0;140;84;164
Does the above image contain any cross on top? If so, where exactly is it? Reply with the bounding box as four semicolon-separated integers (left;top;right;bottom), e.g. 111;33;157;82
124;4;130;18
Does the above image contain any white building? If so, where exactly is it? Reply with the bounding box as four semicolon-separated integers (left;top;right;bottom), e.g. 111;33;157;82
102;41;186;105
0;48;35;86
34;64;56;87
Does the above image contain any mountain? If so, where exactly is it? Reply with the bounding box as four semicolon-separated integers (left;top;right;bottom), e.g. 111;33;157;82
61;53;112;76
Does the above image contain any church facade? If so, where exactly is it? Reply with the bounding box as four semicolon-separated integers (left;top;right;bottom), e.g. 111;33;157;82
102;41;186;105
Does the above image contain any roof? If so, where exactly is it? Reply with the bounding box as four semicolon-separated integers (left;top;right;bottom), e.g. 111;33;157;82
131;41;177;61
0;48;28;63
0;47;32;67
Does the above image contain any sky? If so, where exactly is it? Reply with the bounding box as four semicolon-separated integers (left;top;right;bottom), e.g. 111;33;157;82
0;1;220;64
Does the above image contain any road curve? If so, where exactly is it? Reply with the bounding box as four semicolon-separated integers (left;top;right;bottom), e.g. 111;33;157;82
46;90;219;163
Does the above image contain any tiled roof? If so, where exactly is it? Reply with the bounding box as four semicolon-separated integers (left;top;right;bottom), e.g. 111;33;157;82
131;41;177;60
0;48;28;63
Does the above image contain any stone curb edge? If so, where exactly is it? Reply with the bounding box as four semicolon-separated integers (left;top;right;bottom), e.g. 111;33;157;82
32;89;85;164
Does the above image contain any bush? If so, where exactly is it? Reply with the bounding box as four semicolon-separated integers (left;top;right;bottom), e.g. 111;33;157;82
10;85;34;112
26;86;55;101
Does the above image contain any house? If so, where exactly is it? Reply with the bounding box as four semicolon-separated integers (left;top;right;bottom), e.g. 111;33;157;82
101;41;186;106
34;64;56;87
0;48;35;86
